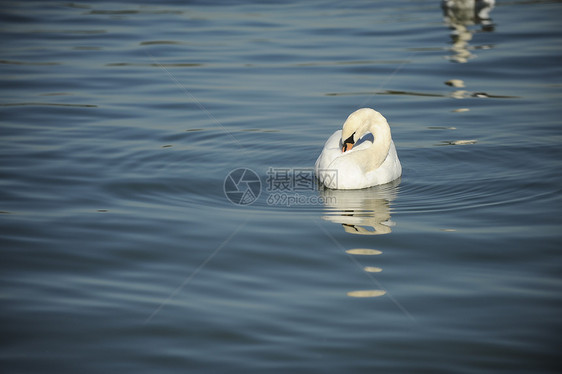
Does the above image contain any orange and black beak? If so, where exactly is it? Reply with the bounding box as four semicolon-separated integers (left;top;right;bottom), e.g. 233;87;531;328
342;133;355;153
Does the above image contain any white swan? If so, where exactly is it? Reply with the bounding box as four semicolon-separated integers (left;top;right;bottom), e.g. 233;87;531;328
315;108;402;189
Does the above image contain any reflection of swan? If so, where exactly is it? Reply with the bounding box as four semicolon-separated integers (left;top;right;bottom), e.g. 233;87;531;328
315;108;402;190
319;179;399;235
442;0;495;63
442;0;495;26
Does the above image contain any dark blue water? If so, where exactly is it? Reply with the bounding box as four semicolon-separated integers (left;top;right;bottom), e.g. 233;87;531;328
1;1;561;373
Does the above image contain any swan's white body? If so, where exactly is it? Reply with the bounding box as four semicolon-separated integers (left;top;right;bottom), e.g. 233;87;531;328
315;108;401;190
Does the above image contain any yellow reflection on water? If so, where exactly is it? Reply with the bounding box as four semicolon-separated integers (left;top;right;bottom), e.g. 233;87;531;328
345;248;382;255
318;182;398;298
345;247;385;298
364;266;383;273
347;290;386;298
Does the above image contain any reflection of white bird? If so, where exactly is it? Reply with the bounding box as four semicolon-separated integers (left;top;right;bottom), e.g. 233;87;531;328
319;180;399;235
315;108;401;189
442;0;495;26
442;0;495;62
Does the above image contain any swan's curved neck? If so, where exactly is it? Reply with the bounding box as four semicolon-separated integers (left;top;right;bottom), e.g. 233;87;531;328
356;120;392;172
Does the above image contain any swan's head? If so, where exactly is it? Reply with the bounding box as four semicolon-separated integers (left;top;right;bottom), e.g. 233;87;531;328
341;108;387;153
